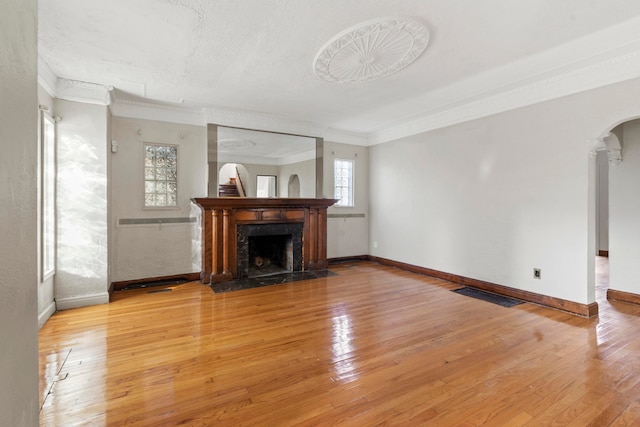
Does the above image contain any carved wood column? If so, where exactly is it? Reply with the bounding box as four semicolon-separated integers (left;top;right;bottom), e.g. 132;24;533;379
211;209;220;277
307;207;328;270
308;208;318;266
222;209;231;275
200;207;213;284
316;207;328;269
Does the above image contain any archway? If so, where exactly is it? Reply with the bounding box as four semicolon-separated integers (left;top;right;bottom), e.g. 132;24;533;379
288;174;300;198
589;117;640;306
218;163;250;197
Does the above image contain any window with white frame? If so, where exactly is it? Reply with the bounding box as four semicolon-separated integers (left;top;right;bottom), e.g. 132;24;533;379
144;143;178;207
42;114;56;279
334;159;354;207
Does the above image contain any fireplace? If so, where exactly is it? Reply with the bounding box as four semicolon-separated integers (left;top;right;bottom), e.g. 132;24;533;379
192;198;337;284
237;223;303;278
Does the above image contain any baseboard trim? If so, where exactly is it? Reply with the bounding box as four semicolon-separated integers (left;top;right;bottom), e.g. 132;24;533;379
55;292;110;311
598;250;609;257
112;272;201;291
369;256;598;318
328;255;369;264
38;301;57;329
607;288;640;306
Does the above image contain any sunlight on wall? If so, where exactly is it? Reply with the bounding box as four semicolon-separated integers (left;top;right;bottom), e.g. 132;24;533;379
190;203;202;273
57;133;107;279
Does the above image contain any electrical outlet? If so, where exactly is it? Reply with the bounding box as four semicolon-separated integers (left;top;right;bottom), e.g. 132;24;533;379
533;268;541;279
373;241;378;249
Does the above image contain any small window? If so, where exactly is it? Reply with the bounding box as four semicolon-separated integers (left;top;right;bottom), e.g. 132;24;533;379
144;143;178;207
334;159;354;207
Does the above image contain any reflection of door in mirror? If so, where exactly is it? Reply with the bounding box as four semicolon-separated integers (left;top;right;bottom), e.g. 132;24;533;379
288;174;300;198
257;175;277;198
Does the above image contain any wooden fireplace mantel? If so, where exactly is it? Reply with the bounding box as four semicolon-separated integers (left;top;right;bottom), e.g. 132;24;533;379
192;198;337;284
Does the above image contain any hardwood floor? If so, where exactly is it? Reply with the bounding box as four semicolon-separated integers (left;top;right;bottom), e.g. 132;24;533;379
39;259;640;426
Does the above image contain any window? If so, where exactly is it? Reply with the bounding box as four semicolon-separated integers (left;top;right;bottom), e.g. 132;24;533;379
144;143;178;207
334;159;354;207
42;115;56;279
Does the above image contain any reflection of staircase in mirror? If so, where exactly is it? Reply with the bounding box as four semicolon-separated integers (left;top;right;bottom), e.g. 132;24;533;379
219;181;240;197
219;169;246;197
235;167;246;197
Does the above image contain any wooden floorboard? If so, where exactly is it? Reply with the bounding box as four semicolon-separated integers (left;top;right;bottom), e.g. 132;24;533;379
39;258;640;426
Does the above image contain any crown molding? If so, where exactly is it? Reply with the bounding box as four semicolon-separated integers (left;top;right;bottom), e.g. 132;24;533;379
37;56;58;98
368;15;640;145
111;96;370;146
109;96;333;140
324;128;368;146
368;47;640;145
56;78;111;106
110;97;205;126
38;58;111;106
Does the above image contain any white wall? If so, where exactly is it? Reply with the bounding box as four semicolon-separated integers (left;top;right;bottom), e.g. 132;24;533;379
369;78;640;305
55;100;110;309
324;141;369;258
0;0;39;424
37;84;56;327
110;116;207;282
279;158;315;198
609;119;640;295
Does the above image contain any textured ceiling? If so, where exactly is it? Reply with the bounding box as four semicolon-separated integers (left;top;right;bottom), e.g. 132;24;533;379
39;0;640;138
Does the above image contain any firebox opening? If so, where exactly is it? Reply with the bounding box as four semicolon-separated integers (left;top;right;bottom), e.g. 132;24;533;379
237;222;303;279
248;234;293;278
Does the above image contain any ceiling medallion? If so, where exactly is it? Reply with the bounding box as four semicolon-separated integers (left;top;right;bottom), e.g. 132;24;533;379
218;139;256;152
313;17;429;83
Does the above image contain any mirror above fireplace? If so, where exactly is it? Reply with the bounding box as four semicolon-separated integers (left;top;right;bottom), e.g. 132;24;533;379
209;125;323;198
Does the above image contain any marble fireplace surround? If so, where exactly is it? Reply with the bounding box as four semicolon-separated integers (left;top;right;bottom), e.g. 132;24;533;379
192;198;337;284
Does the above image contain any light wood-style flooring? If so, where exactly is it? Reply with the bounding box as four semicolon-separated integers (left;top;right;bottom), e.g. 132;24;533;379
39;258;640;426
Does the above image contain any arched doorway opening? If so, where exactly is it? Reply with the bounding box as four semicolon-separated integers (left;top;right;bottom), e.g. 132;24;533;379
590;118;640;306
288;174;300;198
218;163;250;197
